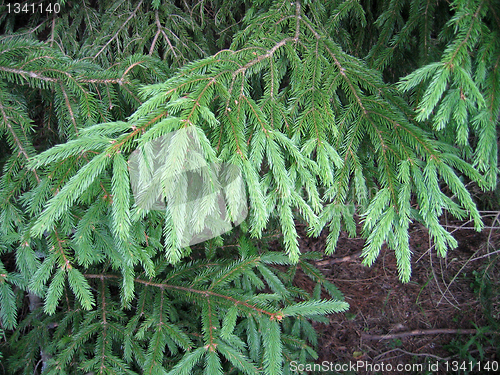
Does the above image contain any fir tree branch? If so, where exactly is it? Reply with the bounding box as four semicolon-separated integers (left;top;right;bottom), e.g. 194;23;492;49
156;10;179;60
0;101;40;183
84;273;281;318
93;0;145;60
0;66;58;82
59;83;78;135
445;1;483;67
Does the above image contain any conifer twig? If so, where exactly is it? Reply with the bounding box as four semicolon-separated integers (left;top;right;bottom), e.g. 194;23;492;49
93;0;144;59
84;273;281;318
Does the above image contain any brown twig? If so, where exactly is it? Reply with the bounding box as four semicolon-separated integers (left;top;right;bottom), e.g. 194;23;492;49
374;347;450;362
315;251;363;266
361;328;494;341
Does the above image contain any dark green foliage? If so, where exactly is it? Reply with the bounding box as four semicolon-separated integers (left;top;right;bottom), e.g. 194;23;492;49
0;0;499;373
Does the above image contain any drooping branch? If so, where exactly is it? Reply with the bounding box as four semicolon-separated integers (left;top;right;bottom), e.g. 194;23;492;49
84;273;280;318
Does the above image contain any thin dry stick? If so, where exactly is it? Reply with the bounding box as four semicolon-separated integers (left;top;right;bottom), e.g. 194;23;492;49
361;328;480;341
416;211;499;303
437;246;482;305
374;348;450;362
415;219;473;264
315;251;362;266
438;211;500;303
439;254;460;306
470;249;500;262
428;237;459;309
443;225;500;229
485;211;500;257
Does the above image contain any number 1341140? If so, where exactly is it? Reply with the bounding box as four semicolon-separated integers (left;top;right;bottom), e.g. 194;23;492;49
444;361;498;372
6;3;61;14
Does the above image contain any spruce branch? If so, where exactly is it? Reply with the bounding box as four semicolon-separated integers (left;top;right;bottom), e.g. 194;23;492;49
93;0;145;60
2;1;498;373
84;273;282;318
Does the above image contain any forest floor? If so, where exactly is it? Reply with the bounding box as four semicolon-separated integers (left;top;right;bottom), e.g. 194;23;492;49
290;214;500;374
